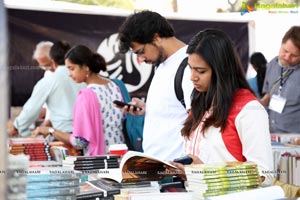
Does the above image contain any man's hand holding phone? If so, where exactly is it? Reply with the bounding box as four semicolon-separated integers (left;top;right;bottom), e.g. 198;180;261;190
113;97;145;115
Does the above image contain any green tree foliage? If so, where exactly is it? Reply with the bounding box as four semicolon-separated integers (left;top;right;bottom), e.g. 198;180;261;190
56;0;137;10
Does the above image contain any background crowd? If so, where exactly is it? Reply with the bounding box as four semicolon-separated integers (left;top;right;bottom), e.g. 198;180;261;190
7;10;300;187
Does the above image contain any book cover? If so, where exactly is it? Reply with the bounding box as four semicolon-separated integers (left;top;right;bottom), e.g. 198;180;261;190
27;167;82;183
97;151;177;183
187;180;260;192
27;195;76;200
187;174;261;184
74;160;119;166
64;155;121;162
74;164;119;170
49;141;83;156
185;161;263;198
29;160;62;168
10;143;49;149
50;146;69;162
63;159;119;169
188;173;261;182
27;179;80;190
185;162;259;179
27;186;79;198
85;179;120;197
9;137;46;144
119;181;160;195
76;181;104;200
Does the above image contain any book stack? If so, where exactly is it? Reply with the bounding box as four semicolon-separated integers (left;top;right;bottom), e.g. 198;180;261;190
184;161;262;199
271;133;300;146
29;160;62;168
7;154;29;200
26;167;81;200
9;138;52;161
63;155;120;171
278;152;300;186
271;137;300;185
77;179;120;200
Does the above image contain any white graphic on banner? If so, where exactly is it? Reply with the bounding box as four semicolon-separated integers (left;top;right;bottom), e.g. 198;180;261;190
97;33;152;93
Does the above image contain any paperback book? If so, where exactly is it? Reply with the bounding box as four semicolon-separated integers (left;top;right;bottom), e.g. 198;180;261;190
77;179;120;199
26;167;82;182
27;186;79;198
63;154;120;170
64;154;121;163
184;161;262;199
97;151;177;183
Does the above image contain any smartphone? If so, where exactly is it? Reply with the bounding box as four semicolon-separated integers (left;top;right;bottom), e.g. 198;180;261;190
113;100;141;111
173;156;193;165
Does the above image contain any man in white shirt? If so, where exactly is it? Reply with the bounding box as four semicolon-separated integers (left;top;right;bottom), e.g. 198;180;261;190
118;11;194;160
9;41;85;137
32;41;54;122
33;41;54;72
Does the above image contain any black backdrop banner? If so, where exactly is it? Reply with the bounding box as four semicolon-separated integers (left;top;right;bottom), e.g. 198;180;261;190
8;8;249;106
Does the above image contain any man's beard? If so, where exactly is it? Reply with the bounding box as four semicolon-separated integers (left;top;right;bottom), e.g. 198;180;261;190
152;50;163;67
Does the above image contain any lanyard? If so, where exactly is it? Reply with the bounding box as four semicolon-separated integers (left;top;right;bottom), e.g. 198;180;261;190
278;68;294;95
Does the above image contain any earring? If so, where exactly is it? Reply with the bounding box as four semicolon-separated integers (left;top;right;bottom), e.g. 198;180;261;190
86;73;89;78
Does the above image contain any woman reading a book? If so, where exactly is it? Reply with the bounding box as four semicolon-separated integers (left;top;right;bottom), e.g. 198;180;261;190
170;29;273;186
32;45;125;156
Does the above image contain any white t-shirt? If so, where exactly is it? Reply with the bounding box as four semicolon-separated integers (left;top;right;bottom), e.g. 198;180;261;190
142;46;194;161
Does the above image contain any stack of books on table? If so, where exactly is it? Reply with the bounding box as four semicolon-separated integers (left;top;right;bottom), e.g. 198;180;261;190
29;160;62;168
271;133;300;145
26;167;81;200
7;154;29;200
184;161;262;200
62;155;120;171
8;138;52;161
277;152;300;186
271;133;300;186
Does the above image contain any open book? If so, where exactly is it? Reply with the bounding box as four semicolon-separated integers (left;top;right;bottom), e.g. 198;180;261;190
97;151;177;183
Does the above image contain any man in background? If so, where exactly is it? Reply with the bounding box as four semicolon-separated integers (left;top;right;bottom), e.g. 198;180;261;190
118;10;194;160
32;41;54;121
261;26;300;133
32;41;54;73
9;41;85;137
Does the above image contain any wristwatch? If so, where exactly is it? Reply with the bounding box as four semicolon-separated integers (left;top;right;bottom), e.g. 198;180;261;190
48;127;55;137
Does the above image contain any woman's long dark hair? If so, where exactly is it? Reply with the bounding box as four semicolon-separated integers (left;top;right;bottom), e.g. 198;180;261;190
250;52;267;97
182;29;253;138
